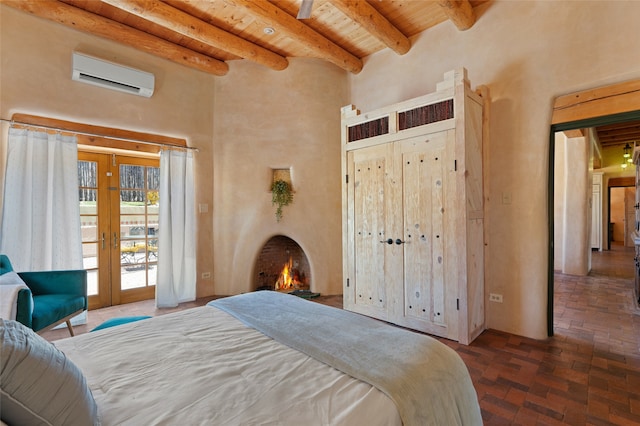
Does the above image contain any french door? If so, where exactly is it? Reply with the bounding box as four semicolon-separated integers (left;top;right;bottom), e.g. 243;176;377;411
78;151;160;309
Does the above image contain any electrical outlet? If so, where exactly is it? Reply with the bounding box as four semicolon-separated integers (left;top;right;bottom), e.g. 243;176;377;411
201;272;211;279
489;293;503;303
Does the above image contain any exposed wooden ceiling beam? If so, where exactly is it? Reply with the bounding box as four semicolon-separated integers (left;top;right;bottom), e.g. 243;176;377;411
100;0;289;71
327;0;411;55
2;0;229;76
228;0;363;74
437;0;476;31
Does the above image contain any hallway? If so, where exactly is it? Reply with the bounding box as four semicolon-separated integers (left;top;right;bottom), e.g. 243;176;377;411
555;242;640;358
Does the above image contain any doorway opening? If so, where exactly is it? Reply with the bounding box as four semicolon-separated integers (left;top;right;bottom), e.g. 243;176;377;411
79;151;160;309
608;184;635;249
548;99;640;336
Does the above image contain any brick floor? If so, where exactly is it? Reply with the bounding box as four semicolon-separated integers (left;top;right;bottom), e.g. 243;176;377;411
454;243;640;425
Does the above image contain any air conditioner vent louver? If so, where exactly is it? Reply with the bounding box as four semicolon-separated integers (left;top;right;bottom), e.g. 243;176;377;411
72;52;154;98
77;73;142;94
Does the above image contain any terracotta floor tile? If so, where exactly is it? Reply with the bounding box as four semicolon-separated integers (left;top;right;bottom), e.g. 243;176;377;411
504;387;527;407
587;393;612;421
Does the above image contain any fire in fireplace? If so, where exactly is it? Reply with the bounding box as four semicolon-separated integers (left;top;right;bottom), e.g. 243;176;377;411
274;257;307;291
254;235;311;292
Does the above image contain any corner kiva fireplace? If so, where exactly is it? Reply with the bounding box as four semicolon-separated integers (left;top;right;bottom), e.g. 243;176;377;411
254;235;311;292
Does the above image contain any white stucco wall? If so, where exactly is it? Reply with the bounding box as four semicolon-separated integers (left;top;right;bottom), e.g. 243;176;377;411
212;59;348;295
553;132;591;275
561;135;590;276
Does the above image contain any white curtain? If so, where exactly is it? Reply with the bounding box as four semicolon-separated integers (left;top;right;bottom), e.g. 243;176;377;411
156;149;196;307
0;128;82;271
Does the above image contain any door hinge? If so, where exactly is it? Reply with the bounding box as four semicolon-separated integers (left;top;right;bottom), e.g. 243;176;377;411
346;174;349;184
454;160;457;171
456;298;460;310
346;278;350;288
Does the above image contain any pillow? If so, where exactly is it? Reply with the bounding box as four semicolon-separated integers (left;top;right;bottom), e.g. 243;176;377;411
0;272;29;320
0;271;25;285
0;319;99;426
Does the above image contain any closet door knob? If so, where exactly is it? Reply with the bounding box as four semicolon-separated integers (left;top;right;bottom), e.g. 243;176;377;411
379;238;393;245
395;239;406;245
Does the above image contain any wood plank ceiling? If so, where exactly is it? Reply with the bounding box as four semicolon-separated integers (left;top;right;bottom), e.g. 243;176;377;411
596;120;640;149
5;0;488;76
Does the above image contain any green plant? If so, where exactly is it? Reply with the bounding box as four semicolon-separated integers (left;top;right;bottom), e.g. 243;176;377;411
271;179;293;222
147;190;159;205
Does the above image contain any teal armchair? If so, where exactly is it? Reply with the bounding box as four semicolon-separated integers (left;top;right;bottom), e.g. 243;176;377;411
0;254;87;336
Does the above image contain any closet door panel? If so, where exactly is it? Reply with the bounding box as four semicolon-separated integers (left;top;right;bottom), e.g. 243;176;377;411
347;143;395;319
398;132;456;336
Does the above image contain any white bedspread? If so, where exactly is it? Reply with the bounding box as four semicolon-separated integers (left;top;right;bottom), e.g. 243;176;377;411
54;305;402;426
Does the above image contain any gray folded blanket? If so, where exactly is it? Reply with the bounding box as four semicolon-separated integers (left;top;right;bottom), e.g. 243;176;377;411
210;291;482;426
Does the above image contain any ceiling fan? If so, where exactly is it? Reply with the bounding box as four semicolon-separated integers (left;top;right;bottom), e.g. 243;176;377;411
297;0;314;19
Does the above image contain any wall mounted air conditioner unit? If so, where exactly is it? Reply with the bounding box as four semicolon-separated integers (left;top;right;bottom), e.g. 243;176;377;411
72;52;155;98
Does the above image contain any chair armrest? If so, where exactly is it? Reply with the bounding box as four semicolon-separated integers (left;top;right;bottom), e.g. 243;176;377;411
18;270;88;309
15;288;34;329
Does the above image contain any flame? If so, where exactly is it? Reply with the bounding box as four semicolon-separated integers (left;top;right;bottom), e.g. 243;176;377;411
275;257;294;290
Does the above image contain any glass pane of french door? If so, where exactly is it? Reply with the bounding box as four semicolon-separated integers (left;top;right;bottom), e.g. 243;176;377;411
117;157;159;304
78;151;159;309
78;152;111;309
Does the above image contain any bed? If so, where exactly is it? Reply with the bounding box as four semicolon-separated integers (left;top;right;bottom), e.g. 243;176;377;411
1;291;482;425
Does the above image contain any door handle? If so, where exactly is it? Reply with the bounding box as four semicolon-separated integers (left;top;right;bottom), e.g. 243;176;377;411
113;232;119;249
101;232;106;250
378;238;407;245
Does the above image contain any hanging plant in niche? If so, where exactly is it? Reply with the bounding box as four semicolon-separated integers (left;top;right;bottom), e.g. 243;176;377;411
271;179;293;222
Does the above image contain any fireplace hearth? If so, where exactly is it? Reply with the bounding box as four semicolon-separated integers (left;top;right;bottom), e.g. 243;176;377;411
254;235;311;292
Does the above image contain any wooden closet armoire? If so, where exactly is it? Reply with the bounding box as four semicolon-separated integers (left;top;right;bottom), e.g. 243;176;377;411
341;68;487;344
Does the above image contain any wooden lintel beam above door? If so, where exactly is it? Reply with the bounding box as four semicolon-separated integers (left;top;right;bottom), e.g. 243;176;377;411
552;79;640;125
11;113;187;154
608;176;635;187
3;0;229;76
